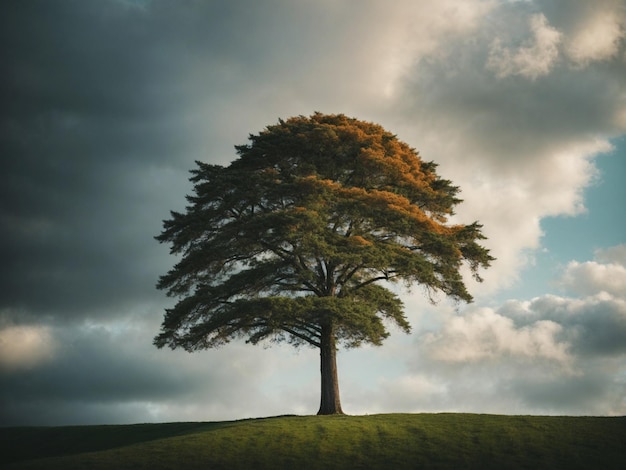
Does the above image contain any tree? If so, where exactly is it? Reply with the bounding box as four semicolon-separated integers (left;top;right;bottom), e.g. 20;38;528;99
154;113;493;415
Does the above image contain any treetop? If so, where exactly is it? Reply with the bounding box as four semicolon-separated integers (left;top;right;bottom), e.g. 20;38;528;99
155;113;493;352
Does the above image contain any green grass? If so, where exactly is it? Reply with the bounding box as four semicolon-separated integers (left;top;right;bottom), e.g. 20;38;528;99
2;413;625;469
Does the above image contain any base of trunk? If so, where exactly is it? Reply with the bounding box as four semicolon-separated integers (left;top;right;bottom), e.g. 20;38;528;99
317;408;345;415
318;323;344;415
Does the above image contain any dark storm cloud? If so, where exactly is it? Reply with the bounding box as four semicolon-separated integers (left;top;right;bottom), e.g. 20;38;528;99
0;159;188;319
505;361;625;414
2;1;179;119
521;294;626;358
0;1;201;319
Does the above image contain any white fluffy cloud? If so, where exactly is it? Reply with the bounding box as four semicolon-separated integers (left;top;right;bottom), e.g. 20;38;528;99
564;3;626;66
560;261;626;297
422;308;570;364
488;13;562;79
558;245;626;297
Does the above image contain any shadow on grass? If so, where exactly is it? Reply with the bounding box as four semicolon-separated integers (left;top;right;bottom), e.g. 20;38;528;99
0;421;235;465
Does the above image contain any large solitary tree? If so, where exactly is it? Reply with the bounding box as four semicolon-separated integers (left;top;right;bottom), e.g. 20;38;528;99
155;113;493;415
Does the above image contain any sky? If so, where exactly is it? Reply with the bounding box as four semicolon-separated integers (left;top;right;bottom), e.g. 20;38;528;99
1;0;625;426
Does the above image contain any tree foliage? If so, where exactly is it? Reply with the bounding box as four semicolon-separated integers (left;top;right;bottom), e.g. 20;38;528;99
154;113;493;413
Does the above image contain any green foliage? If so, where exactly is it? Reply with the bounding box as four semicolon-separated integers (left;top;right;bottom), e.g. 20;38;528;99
155;113;493;352
3;414;626;469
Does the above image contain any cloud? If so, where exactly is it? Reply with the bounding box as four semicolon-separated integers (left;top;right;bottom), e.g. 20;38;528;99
487;13;562;79
566;12;624;66
560;1;626;66
595;244;626;265
0;1;196;320
557;244;626;298
422;308;570;364
527;293;626;358
0;323;57;371
559;261;626;298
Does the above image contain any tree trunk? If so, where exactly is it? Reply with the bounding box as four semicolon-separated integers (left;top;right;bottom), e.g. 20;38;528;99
317;322;344;415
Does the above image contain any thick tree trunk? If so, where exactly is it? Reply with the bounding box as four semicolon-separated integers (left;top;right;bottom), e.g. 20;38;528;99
317;322;344;415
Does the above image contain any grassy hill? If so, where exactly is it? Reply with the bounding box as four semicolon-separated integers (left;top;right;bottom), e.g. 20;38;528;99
2;413;625;469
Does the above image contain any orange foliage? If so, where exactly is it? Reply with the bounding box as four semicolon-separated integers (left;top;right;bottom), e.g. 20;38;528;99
348;235;373;246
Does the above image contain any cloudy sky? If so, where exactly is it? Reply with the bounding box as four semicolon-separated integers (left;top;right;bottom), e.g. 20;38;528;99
1;0;625;426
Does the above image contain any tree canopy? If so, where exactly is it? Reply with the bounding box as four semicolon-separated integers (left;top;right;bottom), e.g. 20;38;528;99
154;113;493;414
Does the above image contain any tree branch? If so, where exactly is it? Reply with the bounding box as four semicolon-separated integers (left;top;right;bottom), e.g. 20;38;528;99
351;274;391;291
281;326;321;348
336;264;363;286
